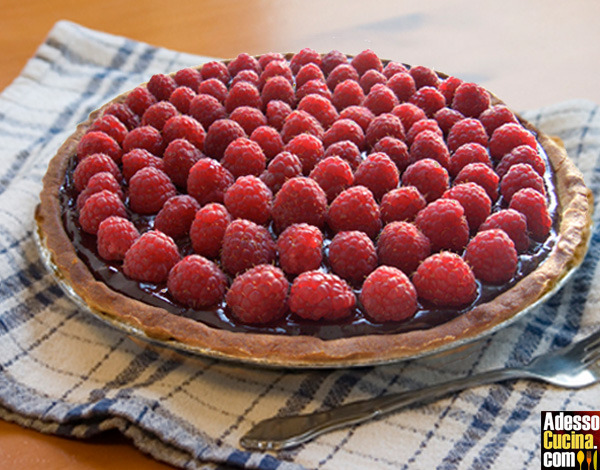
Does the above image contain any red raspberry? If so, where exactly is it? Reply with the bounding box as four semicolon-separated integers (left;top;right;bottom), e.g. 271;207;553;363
489;122;537;160
272;177;328;231
265;100;293;131
73;153;121;192
125;86;157;116
321;50;348;76
162;115;206;151
391;103;427;131
167;255;227;308
163;138;203;189
204;119;247;160
280;110;324;144
79;190;127;235
409;86;446;117
338;105;375;132
97;216;139;261
479;209;530;253
174;67;202;90
377;221;431;275
373;137;410;173
258;60;293;89
289;271;356;321
451;82;491;118
360;266;418;322
284;133;325;175
297;94;339;129
221;219;276;275
509;187;552;242
198;78;229;103
296;79;333;103
123;231;180;283
260;76;296;108
496;145;546;178
360;69;387;94
479;105;519;136
122;126;164;156
224;175;272;225
365;113;406;148
433;107;464;136
328;230;377;285
415;198;469;252
225;81;262;113
188;94;227;131
228;53;261;77
201;60;230;84
147;73;177;101
258;52;286;69
386;72;416;103
141;101;179;131
326;64;360;91
121;148;165;182
322;118;366;150
406;119;443;146
90;114;128;145
465;229;518;284
402;159;449;202
455;162;500;202
409;65;440;89
309;156;354;202
250;125;283;161
103;102;139;130
76;172;124;211
230;106;267;135
447;118;488;153
129;167;177;215
296;63;325;89
77;131;122;163
189;203;231;258
443;182;492;232
383;62;409;78
259;151;303;194
351;49;383;76
227;265;289;324
323;140;362;171
290;48;321;75
500;163;546;203
221;137;266;178
409;130;450;169
327;186;382;239
276;223;324;275
449;142;492;177
154;195;200;239
380;186;427;224
354;152;399;201
363;84;399;116
332;79;365;111
413;252;477;307
438;76;463;104
187;158;234;205
231;69;260;88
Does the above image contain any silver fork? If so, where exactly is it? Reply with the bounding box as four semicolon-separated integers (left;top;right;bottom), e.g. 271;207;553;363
240;329;600;451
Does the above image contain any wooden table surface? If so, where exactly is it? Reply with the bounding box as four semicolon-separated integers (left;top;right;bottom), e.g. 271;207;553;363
1;0;599;468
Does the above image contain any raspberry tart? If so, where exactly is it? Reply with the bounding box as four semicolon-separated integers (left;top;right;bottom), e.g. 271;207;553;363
36;49;592;367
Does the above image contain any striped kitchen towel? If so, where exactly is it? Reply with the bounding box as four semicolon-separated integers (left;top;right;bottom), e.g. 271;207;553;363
0;20;598;470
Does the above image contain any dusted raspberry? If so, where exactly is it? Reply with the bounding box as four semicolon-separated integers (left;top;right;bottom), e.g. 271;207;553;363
296;63;326;89
363;84;399;115
479;105;519;136
122;126;164;156
383;61;408;78
284;133;324;175
141;101;179;131
360;69;387;94
97;216;139;261
438;76;463;105
77;131;122;163
250;125;284;160
103;102;139;130
228;52;261;77
73;152;121;192
479;209;530;253
230;106;268;135
323;140;362;171
187;158;234;205
125;86;157;116
167;255;227;308
221;219;276;275
258;52;286;69
276;223;324;275
351;49;383;76
76;172;123;211
377;221;431;275
258;60;293;89
409;86;446;117
227;265;289;324
496;145;546;178
327;186;382;239
406;119;443;146
433;107;464;136
296;79;333;103
409;130;450;169
169;86;196;114
402;159;449;202
90;114;128;145
298;94;339;129
290;48;321;75
204;119;247;160
455;163;500;202
380;186;427;224
147;73;177;101
322;118;365;150
259;151;303;194
265;100;293;131
451;82;491;118
387;72;416;102
123;231;180;283
446;118;488;153
415;198;469;252
224;175;273;225
289;271;356;321
162;114;206;151
354;152;399;201
272;177;328;231
365;113;405;148
128;167;177;215
443;182;492;232
189;203;231;258
225;81;262;113
188;93;227;131
489;122;537;160
309;156;354;202
154;195;201;239
465;229;518;284
221;137;266;178
500;163;546;203
321;50;348;76
174;67;202;90
327;64;360;91
200;60;230;84
121;148;165;182
280;110;324;144
413;252;477;307
328;230;377;285
231;69;260;88
409;65;440;89
198;78;229;103
360;266;418;322
332;79;365;111
338;105;375;132
449;142;492;177
373;137;410;173
391;103;427;132
79;190;127;235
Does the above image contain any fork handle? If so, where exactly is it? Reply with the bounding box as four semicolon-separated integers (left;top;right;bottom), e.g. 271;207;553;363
240;367;526;451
